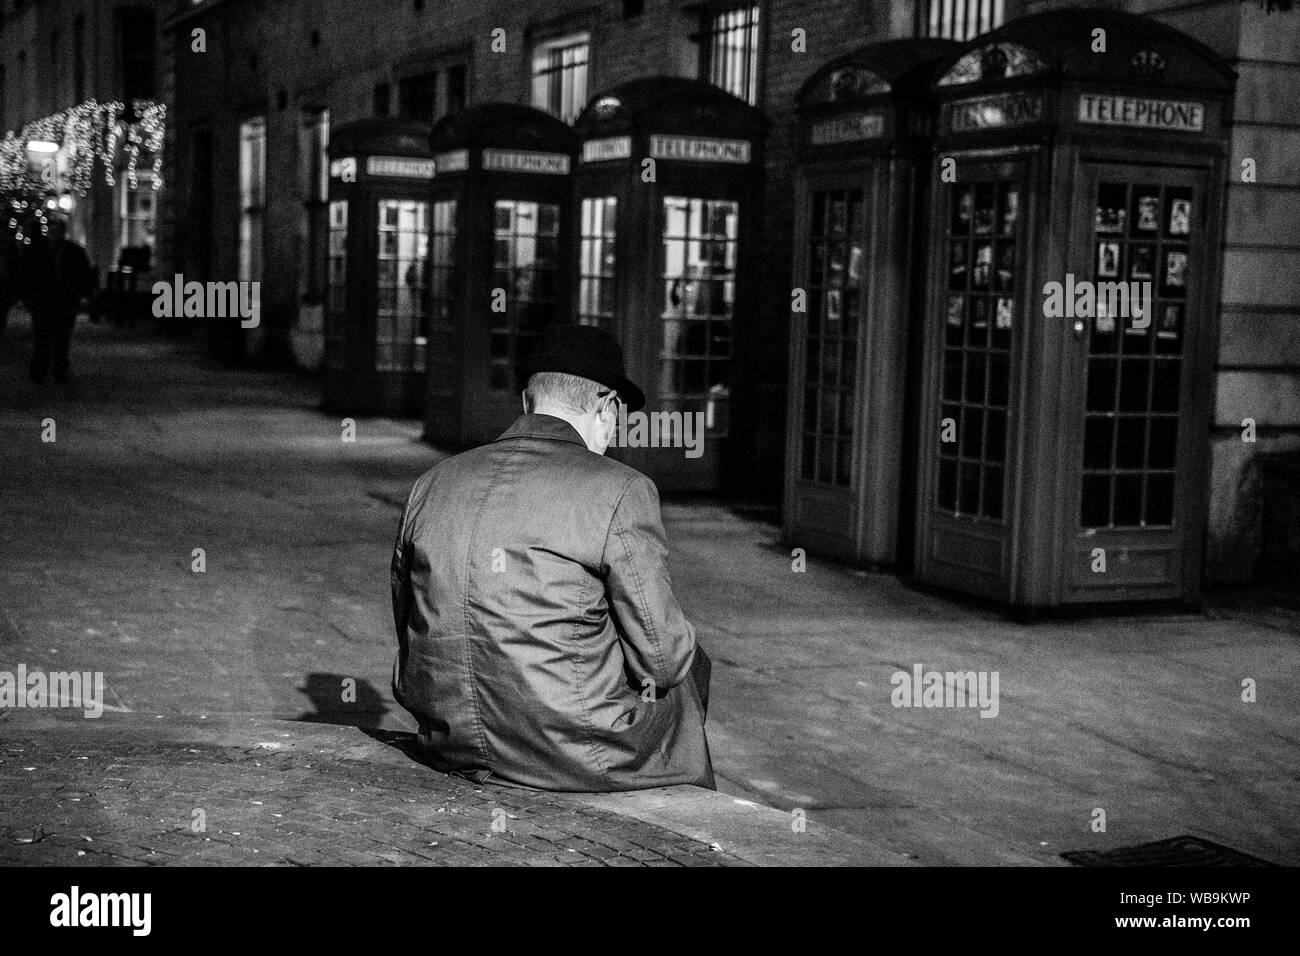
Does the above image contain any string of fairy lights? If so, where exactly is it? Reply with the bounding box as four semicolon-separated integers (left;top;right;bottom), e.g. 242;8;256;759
1;99;165;244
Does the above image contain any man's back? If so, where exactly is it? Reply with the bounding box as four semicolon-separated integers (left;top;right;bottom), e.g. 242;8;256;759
391;413;713;791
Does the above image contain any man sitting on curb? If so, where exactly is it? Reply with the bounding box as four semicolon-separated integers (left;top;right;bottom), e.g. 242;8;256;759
390;324;714;791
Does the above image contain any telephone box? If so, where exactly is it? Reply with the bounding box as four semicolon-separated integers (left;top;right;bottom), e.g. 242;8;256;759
572;78;768;492
784;39;958;568
324;119;436;414
422;104;578;445
913;10;1234;609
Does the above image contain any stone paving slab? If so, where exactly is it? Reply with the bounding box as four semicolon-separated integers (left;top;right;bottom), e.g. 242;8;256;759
0;713;903;866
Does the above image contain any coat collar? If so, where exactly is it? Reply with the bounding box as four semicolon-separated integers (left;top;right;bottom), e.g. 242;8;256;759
494;413;588;448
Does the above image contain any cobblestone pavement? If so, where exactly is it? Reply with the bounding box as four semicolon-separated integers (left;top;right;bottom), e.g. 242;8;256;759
1;317;1296;866
0;715;746;867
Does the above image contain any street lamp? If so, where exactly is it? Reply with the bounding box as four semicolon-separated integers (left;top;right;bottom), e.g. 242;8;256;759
26;140;59;153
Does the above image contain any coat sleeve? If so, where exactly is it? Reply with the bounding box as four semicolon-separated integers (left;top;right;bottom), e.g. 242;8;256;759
391;494;414;642
601;474;697;691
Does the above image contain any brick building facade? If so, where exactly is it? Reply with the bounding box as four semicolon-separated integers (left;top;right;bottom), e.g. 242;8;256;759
155;0;1299;587
1;0;172;289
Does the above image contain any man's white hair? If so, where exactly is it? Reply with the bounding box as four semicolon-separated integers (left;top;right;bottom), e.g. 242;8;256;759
526;372;608;415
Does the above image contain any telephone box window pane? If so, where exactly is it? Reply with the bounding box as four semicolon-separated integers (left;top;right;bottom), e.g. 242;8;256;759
982;468;1004;520
1151;361;1181;413
375;199;430;373
1081;475;1111;527
941;403;960;453
952;186;973;235
1146;473;1175;525
1116;417;1146;469
492;200;561;390
985;410;1006;463
1084;417;1112;469
959;462;981;514
938;459;957;510
1114;475;1143;527
989;353;1010;407
1149;417;1178;469
961;407;983;459
943;351;963;400
1119;360;1150;412
964;351;986;403
1087;359;1116;412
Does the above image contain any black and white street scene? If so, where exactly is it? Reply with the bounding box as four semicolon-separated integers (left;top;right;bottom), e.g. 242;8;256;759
1;0;1297;891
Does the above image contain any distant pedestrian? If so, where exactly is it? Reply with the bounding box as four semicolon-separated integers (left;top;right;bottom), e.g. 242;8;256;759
0;229;19;341
21;216;94;384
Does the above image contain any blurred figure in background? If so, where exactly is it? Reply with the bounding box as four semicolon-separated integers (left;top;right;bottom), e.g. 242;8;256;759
21;216;93;384
0;228;19;343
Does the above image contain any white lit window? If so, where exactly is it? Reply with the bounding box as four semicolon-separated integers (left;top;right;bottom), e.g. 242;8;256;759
531;33;589;125
922;0;1005;41
704;6;760;106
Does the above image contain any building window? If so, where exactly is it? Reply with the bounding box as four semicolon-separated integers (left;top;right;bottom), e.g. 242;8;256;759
921;0;1005;41
375;199;430;373
702;5;761;106
299;108;330;303
117;9;157;102
239;117;266;284
531;33;589;125
578;196;617;333
398;72;437;124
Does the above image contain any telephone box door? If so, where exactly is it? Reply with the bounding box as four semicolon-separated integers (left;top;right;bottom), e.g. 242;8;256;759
630;190;744;490
787;171;873;552
475;192;564;438
918;156;1032;600
1063;162;1213;601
